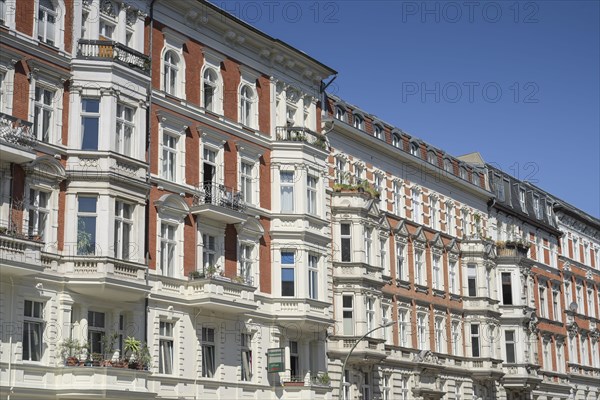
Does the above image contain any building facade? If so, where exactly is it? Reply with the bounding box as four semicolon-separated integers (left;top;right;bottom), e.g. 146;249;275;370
0;1;599;400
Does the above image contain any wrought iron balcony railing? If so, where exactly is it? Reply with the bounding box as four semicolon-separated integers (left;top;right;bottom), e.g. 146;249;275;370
193;182;245;212
0;113;36;151
275;126;327;150
77;39;151;74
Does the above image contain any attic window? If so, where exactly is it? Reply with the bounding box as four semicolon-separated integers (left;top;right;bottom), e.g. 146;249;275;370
335;106;346;122
410;142;420;157
353;114;364;130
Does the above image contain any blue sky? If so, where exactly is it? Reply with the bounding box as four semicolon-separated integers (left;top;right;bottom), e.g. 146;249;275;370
211;1;600;218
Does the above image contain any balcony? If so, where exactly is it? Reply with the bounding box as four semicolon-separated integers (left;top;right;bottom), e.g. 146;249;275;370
0;113;37;164
60;256;150;302
262;297;332;328
502;363;542;390
468;358;505;380
77;39;151;75
275;126;327;150
2;363;155;399
328;337;387;365
191;183;246;224
0;219;44;276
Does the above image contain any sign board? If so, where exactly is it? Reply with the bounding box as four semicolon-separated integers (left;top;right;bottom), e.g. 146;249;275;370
267;348;285;373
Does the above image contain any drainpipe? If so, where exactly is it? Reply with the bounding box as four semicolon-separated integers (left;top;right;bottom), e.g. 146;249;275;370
7;277;14;400
144;0;158;349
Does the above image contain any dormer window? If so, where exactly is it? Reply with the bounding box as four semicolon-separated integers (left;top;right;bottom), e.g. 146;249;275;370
335;106;346;122
459;167;468;180
410;142;420;157
374;124;383;140
427;150;437;165
353;114;363;130
444;158;453;173
392;132;401;148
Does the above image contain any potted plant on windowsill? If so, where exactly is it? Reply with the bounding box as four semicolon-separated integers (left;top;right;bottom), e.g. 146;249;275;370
188;270;205;280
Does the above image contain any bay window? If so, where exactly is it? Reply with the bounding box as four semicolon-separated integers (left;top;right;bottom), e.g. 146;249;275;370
77;196;97;255
114;201;133;260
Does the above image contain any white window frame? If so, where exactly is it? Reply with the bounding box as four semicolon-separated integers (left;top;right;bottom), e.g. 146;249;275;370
202;327;216;378
342;294;354;335
396;242;406;281
80;97;100;150
241;333;253;381
33;85;54;143
417;312;428;350
161;129;178;181
159;321;174;374
23;300;44;362
77;196;97;255
449;260;458;294
36;0;61;48
412;188;421;224
27;188;50;241
116;102;135;157
280;170;295;213
163;50;180;96
239;81;258;129
366;297;375;332
340;223;352;262
114;200;133;260
414;249;425;286
307;174;318;215
398;308;409;347
308;253;319;300
432;254;441;290
159;221;177;277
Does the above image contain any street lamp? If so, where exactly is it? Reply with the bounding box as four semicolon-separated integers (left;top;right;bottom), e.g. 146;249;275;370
337;320;396;400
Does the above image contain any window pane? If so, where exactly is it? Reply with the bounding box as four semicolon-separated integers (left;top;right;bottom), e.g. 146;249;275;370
78;197;97;213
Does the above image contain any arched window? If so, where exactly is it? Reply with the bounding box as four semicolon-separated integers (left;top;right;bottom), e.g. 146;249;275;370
392;132;401;148
444;158;453;173
163;51;179;96
38;0;57;46
335;106;346;122
353;114;363;130
410;142;420;157
203;68;218;112
428;150;437;165
374;124;383;140
460;166;468;180
240;84;256;128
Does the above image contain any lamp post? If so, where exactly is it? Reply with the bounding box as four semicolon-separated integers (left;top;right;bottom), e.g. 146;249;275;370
337;320;396;400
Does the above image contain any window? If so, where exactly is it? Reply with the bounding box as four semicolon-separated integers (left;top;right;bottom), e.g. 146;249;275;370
552;288;561;322
366;297;375;331
81;98;100;150
449;261;458;294
0;0;6;26
461;209;470;238
427;150;436;164
396;243;405;281
163;51;179;95
471;324;480;357
159;322;174;374
576;284;583;312
342;370;351;400
573;238;579;261
281;251;295;297
417;313;428;350
414;249;424;285
160;223;176;277
432;255;441;290
430;197;438;229
240;162;254;204
241;333;252;381
455;381;462;400
88;311;105;354
33;86;54;142
280;171;294;212
533;195;541;219
353;114;363;129
340;223;352;262
202;327;215;377
239;243;253;285
434;317;444;353
444;158;453;173
28;189;49;241
556;343;564;372
365;227;372;265
382;373;391;400
519;187;526;211
289;340;300;380
451;321;461;356
446;203;454;235
505;330;516;363
398;309;409;346
335;106;346;121
161;132;177;181
99;19;115;40
581;336;588;365
380;238;388;274
393;181;402;215
362;372;371;400
77;197;97;255
240;85;256;128
392;132;401;148
587;289;595;318
467;264;477;297
410;142;420;156
400;376;409;400
335;157;347;184
203;68;218;111
37;0;57;45
202;234;216;271
374;173;384;207
382;305;390;342
374;125;383;140
496;178;505;201
412;189;421;224
501;273;513;305
116;103;134;156
114;201;133;260
308;254;319;300
353;163;364;184
23;300;44;361
543;340;551;369
459;167;467;180
307;175;317;215
342;295;354;335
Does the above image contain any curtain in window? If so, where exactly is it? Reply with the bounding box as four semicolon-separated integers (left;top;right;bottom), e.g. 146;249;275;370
159;340;173;374
202;345;215;377
242;350;252;381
